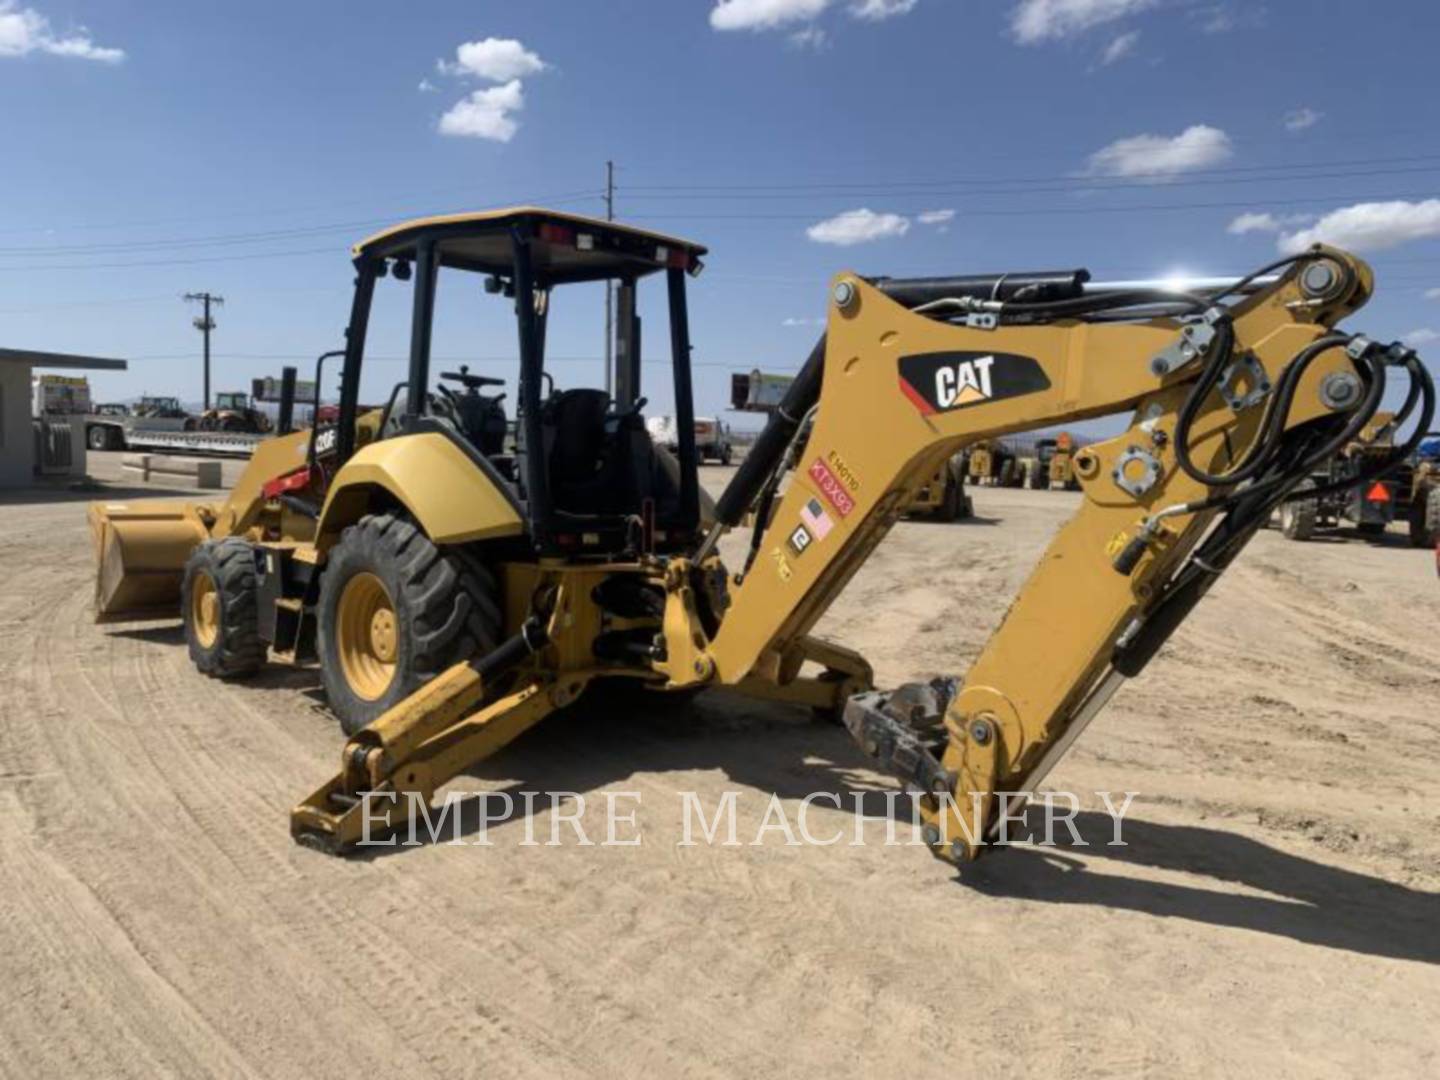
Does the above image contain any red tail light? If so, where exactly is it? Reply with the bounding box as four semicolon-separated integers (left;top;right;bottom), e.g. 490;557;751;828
539;223;576;246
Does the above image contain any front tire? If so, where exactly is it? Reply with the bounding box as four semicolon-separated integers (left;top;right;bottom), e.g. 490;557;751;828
1280;482;1319;541
182;538;265;678
317;513;502;735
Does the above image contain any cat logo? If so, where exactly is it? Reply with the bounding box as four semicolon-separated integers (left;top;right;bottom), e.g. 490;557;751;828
935;355;995;408
898;349;1052;416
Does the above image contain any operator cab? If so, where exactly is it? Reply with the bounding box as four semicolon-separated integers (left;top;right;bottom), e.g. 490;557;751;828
333;207;708;557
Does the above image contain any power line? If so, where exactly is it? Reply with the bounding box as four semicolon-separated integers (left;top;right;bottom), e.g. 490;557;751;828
623;188;1440;222
0;186;606;239
0;292;176;314
618;163;1440;202
0;190;608;259
620;152;1440;192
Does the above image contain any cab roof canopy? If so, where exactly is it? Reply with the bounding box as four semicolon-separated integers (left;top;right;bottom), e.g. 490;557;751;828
353;206;707;285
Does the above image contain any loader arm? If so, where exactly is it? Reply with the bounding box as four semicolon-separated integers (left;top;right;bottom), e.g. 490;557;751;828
684;247;1431;864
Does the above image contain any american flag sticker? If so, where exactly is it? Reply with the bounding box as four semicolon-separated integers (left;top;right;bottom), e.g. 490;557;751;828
800;498;833;540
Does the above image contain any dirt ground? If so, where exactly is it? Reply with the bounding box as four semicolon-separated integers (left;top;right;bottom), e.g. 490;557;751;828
2;453;1438;1079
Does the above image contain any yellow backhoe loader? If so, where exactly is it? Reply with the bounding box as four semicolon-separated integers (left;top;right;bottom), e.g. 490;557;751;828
89;209;1434;865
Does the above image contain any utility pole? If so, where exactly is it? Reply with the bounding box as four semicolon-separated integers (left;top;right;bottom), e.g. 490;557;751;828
184;292;224;410
604;160;615;396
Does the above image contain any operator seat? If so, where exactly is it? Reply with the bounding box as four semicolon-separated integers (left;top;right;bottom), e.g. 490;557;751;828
545;389;613;514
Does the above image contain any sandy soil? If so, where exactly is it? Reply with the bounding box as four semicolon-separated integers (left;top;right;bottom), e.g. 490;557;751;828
2;454;1438;1079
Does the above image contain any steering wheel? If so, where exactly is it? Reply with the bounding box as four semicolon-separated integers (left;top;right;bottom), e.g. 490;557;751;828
439;364;505;391
604;396;648;434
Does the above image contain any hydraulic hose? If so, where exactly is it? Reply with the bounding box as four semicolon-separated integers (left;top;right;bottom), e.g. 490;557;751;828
1174;330;1357;488
713;335;825;528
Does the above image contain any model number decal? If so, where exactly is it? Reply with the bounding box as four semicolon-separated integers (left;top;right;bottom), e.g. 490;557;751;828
825;450;862;492
808;458;856;517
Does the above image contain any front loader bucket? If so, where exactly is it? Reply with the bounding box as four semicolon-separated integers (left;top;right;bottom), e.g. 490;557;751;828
88;501;213;618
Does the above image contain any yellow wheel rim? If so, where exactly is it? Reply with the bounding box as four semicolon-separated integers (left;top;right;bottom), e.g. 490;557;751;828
337;571;398;701
190;571;219;649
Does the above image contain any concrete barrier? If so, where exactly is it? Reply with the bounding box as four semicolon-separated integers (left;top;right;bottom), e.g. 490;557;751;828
122;453;223;490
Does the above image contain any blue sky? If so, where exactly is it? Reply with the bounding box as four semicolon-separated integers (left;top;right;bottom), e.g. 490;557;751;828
3;0;1439;423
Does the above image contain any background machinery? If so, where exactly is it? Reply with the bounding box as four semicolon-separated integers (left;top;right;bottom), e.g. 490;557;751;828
134;395;194;425
1277;412;1431;543
1407;433;1440;547
199;391;273;434
1043;432;1082;490
967;438;1022;487
89;210;1433;867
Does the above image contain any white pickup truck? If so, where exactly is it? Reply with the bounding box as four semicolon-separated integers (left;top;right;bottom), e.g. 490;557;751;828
646;415;734;465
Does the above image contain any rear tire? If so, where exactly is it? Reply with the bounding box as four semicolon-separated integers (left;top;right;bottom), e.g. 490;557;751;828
1412;487;1440;548
87;425;109;451
317;513;502;735
1280;483;1319;541
182;538;266;678
933;474;964;522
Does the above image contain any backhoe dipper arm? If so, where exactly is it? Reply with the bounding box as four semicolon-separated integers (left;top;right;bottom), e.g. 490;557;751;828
690;248;1428;865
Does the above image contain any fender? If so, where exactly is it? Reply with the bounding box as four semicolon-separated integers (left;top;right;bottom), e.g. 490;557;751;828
316;431;525;551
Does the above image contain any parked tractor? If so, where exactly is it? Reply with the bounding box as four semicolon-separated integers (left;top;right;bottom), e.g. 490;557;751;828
1278;413;1424;542
134;396;194;426
967;439;1021;487
198;392;273;434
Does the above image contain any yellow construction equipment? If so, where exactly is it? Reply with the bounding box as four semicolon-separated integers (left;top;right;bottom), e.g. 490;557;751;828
89;209;1434;864
1048;431;1082;490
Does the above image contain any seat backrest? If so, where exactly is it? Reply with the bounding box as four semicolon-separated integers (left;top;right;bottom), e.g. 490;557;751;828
545;389;611;491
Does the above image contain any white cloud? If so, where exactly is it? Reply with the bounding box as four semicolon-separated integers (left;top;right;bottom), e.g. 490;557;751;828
1085;124;1232;181
1283;107;1322;132
418;77;438;93
918;208;956;226
0;1;123;62
1192;3;1265;34
1402;328;1439;347
1011;0;1156;44
430;37;548;141
788;24;829;48
783;316;826;326
851;0;918;19
1226;211;1314;236
710;0;831;31
807;208;911;245
1227;212;1281;235
1425;287;1440;301
1099;29;1139;64
1277;199;1440;254
439;37;546;82
438;80;524;142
